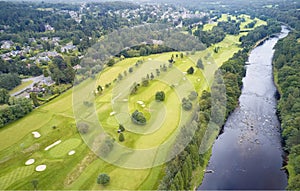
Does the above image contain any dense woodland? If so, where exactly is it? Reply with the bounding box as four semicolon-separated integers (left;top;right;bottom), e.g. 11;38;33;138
273;32;300;190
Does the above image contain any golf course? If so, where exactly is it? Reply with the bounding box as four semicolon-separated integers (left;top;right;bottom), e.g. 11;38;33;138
0;14;266;190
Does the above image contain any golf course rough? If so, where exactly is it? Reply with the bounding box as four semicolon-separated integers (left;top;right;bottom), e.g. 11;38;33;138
73;23;227;169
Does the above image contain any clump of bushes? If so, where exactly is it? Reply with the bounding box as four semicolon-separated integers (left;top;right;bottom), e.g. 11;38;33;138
131;110;146;125
155;91;165;102
182;98;193;111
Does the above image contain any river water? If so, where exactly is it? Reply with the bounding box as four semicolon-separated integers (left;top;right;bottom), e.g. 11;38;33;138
198;26;289;190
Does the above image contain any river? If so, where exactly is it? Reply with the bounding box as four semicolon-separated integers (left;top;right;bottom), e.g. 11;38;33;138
198;26;289;190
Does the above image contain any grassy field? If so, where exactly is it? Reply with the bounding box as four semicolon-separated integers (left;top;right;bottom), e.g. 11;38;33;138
9;80;33;95
202;14;266;32
0;14;265;190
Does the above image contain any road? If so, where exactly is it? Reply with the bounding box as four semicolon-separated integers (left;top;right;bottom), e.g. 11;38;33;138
11;75;45;96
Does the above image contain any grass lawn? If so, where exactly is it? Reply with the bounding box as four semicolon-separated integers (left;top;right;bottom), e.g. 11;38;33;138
9;80;33;95
203;23;217;31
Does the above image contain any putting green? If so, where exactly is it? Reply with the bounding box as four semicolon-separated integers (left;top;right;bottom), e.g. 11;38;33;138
49;138;82;158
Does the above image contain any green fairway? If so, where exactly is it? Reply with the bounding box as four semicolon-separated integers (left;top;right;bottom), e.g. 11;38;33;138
202;14;266;32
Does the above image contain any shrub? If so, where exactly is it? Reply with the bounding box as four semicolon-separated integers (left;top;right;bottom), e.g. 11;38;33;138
131;110;147;125
155;91;165;102
182;98;193;111
107;59;115;67
142;78;149;87
99;137;114;157
187;67;194;74
119;124;125;132
119;133;125;142
196;59;204;69
97;173;110;185
188;91;198;101
77;122;89;134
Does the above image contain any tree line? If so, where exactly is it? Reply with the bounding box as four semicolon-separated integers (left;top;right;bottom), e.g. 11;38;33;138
273;32;300;190
0;88;33;127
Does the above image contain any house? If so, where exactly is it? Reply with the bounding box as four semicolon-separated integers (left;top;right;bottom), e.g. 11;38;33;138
28;86;45;93
61;45;76;53
52;37;60;42
38;56;51;62
1;40;14;49
44;24;55;32
73;64;82;70
35;45;43;50
28;38;36;43
29;56;36;61
152;39;164;45
41;37;49;41
46;51;59;57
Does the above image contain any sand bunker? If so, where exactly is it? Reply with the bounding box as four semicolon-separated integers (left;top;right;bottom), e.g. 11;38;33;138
25;159;35;165
35;165;46;172
32;131;41;138
44;140;62;151
68;150;76;155
110;111;116;116
137;100;144;105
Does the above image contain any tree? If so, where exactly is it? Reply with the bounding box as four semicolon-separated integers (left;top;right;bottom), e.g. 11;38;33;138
156;69;160;76
150;73;155;80
49;57;75;84
196;59;204;69
119;133;125;142
155;91;165;102
0;73;21;90
161;64;167;72
140;47;147;56
287;174;300;190
0;88;10;104
77;122;89;134
118;73;123;80
31;179;38;191
43;69;49;77
107;59;115;67
180;53;184;58
119;124;125;132
97;85;103;92
30;92;40;107
99;137;114;157
130;82;139;95
97;173;110;185
142;78;149;87
131;110;147;125
188;91;198;101
187;67;194;74
128;67;133;73
182;98;193;111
